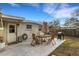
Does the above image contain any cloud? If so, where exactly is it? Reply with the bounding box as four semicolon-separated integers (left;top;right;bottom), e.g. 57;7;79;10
54;7;79;18
9;3;20;7
43;3;59;15
43;3;79;18
59;3;70;9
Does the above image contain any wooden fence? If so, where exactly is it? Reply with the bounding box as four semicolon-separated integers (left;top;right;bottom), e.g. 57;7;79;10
63;28;79;37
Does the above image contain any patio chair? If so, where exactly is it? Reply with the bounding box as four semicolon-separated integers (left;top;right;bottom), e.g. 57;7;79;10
31;33;39;46
36;32;45;44
47;33;56;45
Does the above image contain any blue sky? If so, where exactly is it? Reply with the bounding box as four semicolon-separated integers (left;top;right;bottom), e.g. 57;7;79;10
0;3;79;25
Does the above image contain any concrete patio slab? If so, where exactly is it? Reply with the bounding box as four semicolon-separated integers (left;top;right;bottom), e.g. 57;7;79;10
0;38;65;56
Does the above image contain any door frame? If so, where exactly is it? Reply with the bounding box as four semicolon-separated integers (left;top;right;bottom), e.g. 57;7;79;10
7;23;17;44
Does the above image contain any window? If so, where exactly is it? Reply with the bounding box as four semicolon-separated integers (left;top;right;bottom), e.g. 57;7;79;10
9;25;15;33
27;25;32;29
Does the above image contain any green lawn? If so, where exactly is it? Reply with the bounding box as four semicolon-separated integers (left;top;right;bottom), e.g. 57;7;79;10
50;36;79;56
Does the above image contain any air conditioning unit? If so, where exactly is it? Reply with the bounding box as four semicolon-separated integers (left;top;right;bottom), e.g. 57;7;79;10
17;36;22;42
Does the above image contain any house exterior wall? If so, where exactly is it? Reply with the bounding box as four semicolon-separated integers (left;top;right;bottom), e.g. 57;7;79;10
17;23;39;39
0;22;7;44
2;18;40;44
1;17;21;44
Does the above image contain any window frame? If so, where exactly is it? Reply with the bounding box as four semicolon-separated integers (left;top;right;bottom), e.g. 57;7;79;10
9;25;15;33
26;25;32;29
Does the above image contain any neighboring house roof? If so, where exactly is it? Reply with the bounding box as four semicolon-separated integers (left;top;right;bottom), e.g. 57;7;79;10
60;22;79;29
68;22;79;28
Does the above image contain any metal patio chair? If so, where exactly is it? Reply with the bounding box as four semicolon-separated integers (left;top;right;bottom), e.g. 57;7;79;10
31;33;39;46
47;32;56;45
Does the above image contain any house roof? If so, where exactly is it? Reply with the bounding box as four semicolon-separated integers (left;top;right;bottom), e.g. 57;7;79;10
1;14;42;25
23;20;42;25
2;14;25;21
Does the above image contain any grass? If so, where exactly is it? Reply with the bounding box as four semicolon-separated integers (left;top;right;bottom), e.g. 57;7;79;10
50;36;79;56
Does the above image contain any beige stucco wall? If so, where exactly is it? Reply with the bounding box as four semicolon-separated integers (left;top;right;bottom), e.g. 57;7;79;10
0;22;6;42
0;30;3;37
17;23;39;39
2;21;40;44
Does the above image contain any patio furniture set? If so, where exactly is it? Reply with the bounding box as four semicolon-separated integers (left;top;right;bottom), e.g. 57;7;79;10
31;31;64;46
31;32;56;46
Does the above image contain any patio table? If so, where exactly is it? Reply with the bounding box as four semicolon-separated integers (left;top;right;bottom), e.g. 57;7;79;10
36;35;51;44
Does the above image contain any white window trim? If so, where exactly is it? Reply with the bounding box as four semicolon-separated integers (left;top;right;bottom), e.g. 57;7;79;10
26;25;32;30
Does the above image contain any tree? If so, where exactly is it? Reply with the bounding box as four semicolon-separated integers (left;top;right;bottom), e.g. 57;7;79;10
73;8;79;16
49;19;60;28
49;19;60;31
64;8;79;26
64;18;70;26
64;17;79;28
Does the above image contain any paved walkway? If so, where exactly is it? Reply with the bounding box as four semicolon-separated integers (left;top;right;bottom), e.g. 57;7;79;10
0;38;65;56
